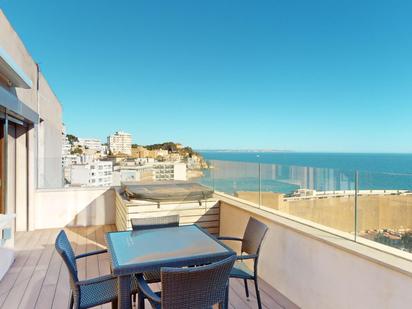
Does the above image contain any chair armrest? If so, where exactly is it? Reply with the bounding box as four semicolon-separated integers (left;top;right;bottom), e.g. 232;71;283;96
237;254;258;261
76;249;108;259
77;274;115;286
217;236;243;242
136;274;161;304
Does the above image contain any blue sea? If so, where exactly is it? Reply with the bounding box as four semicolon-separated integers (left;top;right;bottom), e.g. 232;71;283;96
198;152;412;194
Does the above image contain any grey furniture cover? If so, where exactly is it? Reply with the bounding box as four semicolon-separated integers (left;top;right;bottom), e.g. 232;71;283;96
122;182;214;202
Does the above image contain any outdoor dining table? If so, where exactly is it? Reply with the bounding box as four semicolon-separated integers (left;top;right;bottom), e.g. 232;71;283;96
105;224;236;309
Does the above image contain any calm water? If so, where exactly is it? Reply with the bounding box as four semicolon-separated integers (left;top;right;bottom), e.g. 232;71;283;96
200;152;412;174
198;151;412;194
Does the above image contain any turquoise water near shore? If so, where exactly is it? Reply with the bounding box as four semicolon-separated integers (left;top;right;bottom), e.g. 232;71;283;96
198;152;412;194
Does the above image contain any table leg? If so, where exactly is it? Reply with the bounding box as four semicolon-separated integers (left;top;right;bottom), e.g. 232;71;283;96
118;275;131;309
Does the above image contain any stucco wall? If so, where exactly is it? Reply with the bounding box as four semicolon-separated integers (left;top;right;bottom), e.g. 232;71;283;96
34;187;115;229
0;9;63;189
219;199;412;309
37;73;63;188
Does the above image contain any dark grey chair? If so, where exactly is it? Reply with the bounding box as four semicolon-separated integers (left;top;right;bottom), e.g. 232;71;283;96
218;217;268;309
131;214;180;231
131;215;180;308
55;230;138;309
136;255;236;309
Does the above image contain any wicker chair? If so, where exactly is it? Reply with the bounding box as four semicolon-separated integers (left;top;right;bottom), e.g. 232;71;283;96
132;215;180;308
218;217;268;309
136;255;236;309
55;230;138;309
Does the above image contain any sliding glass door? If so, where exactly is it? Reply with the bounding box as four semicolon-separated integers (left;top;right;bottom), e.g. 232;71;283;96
0;114;29;230
0;120;3;215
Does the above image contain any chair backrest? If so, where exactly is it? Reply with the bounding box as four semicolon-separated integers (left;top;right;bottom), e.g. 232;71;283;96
55;230;79;284
160;255;236;309
241;217;268;255
131;215;180;231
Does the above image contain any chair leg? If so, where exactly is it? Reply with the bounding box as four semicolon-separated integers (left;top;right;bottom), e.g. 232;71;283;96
254;279;262;309
71;294;80;309
244;279;249;298
138;292;145;309
68;293;74;309
111;300;118;309
224;284;229;309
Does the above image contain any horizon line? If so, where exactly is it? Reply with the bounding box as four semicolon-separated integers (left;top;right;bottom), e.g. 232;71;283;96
195;149;412;155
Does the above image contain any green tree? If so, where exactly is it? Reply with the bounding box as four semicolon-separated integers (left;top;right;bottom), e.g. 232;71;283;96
67;134;79;145
71;147;83;155
145;142;178;152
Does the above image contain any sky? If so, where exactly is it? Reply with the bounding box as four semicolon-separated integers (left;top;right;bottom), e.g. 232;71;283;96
1;0;412;152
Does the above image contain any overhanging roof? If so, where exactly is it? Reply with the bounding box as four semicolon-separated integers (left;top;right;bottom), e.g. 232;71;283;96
0;85;39;124
0;47;32;89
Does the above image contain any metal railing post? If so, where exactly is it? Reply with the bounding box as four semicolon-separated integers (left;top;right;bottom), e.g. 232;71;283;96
258;162;262;207
354;170;359;242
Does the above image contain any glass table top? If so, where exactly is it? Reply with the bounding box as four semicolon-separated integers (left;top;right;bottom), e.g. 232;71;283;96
106;225;232;269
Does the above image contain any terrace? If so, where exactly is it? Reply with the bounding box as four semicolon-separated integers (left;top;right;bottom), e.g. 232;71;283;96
0;225;296;309
2;158;412;308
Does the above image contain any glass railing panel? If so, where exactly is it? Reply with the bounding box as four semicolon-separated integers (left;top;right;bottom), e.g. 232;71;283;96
204;160;260;206
259;163;357;237
357;171;412;255
198;160;214;190
37;156;66;189
37;154;412;258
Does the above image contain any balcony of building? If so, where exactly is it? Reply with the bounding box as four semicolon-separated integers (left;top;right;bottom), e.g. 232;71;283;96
0;224;296;309
2;161;412;309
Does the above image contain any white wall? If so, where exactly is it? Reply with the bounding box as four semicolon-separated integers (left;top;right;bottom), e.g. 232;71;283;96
15;125;28;231
0;10;64;234
34;187;115;229
174;163;187;181
219;198;412;309
0;10;63;190
0;214;15;281
70;165;90;186
37;72;63;189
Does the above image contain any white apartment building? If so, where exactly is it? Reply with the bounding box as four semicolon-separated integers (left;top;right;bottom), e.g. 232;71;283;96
152;162;187;181
62;154;94;167
135;157;155;165
62;127;71;157
112;165;153;185
78;138;103;151
62;137;71;157
107;131;132;155
70;160;113;187
111;161;187;184
63;155;93;184
100;144;108;155
62;155;80;167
